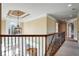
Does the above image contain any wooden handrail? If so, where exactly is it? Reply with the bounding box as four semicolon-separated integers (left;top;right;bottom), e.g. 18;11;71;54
0;35;47;37
0;32;64;37
0;34;55;37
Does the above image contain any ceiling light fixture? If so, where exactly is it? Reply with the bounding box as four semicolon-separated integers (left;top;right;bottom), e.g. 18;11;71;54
7;10;30;35
68;4;72;7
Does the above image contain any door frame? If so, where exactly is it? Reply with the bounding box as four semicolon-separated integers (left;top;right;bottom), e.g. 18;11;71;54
0;3;2;56
67;18;77;40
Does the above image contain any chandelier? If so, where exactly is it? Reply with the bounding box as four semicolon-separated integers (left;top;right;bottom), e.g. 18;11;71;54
14;16;22;35
8;10;30;35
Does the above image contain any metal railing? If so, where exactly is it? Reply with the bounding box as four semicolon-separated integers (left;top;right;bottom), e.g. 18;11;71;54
45;32;65;56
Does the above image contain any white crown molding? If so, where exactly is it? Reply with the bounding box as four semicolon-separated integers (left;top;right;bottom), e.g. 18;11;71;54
20;14;47;22
67;18;77;23
47;15;57;22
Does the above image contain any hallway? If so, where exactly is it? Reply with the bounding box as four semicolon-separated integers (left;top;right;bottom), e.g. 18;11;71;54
55;40;79;56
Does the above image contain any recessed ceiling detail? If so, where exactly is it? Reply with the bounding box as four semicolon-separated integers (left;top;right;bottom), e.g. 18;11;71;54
7;10;30;18
8;10;25;16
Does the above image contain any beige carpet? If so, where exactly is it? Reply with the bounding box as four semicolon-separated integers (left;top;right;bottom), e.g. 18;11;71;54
55;40;79;56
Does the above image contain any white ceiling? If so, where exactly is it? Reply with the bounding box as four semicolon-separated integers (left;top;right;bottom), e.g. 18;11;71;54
2;3;79;21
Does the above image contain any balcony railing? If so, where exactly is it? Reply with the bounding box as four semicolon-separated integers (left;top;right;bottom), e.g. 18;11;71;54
45;32;65;56
0;32;65;56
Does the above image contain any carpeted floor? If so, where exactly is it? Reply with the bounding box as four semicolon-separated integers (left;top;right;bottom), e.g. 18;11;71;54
55;40;79;56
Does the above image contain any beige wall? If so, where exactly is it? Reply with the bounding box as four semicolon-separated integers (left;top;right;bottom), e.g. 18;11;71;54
47;16;57;34
1;20;6;34
1;16;57;35
22;16;47;35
